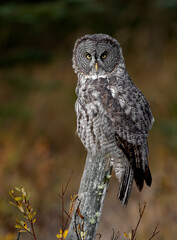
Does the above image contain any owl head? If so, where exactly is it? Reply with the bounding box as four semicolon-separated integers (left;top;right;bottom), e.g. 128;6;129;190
72;33;125;78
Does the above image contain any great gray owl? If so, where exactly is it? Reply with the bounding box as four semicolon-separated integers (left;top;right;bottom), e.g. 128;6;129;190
72;33;154;206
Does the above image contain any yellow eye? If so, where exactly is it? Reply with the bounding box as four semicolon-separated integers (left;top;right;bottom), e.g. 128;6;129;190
86;53;92;60
101;53;107;59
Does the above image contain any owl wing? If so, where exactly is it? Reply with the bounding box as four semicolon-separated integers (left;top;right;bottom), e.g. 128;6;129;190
100;75;154;191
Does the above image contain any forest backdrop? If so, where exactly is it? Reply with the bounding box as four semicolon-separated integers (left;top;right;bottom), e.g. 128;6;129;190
0;0;177;239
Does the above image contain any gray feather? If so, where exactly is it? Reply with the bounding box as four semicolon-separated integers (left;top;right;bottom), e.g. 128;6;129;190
73;33;154;206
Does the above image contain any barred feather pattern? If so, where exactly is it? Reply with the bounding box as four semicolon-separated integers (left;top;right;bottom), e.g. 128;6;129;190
73;34;154;206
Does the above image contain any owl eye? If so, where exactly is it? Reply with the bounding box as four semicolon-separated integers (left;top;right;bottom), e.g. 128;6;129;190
101;52;107;60
86;53;92;60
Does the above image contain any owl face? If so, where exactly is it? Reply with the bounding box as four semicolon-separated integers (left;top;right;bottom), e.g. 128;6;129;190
73;34;123;77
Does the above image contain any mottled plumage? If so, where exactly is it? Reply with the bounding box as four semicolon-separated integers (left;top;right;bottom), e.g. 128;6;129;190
72;33;154;206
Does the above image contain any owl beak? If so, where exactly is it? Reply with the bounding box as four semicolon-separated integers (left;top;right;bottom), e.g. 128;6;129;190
95;62;98;72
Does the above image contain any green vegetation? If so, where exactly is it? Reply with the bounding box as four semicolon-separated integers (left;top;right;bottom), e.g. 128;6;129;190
9;187;37;239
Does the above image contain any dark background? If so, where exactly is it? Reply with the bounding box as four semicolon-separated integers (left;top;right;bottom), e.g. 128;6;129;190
0;0;177;239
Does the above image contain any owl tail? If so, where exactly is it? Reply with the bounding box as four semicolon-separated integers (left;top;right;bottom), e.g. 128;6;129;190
118;167;134;206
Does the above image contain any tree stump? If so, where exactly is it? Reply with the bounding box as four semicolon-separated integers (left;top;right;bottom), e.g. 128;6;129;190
66;152;112;240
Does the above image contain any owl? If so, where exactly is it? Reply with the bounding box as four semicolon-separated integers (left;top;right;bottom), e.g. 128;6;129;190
72;33;154;206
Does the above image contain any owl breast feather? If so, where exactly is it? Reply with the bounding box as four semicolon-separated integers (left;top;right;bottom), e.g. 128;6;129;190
75;81;116;153
76;74;154;151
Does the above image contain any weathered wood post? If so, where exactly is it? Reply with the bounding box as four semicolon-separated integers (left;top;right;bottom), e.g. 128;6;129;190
66;152;112;240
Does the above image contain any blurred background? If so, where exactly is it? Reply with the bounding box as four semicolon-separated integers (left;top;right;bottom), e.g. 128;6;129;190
0;0;177;239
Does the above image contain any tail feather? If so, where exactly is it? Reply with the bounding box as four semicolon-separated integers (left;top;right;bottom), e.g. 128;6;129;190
134;168;144;192
118;167;133;206
134;165;152;191
144;165;152;187
118;168;129;201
